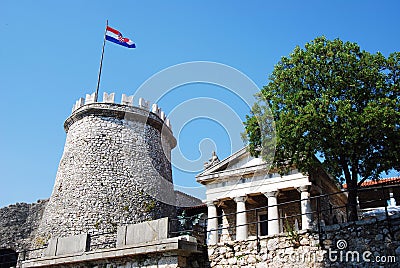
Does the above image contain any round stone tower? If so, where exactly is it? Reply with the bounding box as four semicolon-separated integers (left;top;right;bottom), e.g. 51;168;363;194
34;92;177;243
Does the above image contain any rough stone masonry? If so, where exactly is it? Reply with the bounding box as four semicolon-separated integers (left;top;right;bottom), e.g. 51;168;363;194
0;200;48;251
33;94;178;247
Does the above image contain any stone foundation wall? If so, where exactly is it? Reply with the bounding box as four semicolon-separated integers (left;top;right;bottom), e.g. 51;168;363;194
207;213;400;267
321;213;400;267
208;232;322;268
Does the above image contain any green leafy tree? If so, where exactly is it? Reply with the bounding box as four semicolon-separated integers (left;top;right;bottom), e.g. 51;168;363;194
244;36;400;221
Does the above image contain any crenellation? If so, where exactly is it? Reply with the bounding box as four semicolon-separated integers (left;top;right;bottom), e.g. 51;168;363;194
85;92;96;104
160;110;166;121
103;92;115;103
165;118;172;129
121;93;133;106
71;93;172;129
72;98;84;112
138;97;150;109
151;103;160;115
150;104;168;122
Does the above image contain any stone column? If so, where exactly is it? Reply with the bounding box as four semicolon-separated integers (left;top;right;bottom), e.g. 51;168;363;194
264;191;279;235
234;196;248;241
206;200;218;245
389;188;397;207
298;185;313;230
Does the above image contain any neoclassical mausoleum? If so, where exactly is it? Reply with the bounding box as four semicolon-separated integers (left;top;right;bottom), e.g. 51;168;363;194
197;148;347;245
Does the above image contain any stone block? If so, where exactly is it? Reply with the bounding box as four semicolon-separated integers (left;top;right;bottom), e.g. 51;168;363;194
247;255;257;263
126;222;153;245
179;235;197;243
116;225;127;247
267;238;279;251
56;233;88;256
177;238;198;252
124;217;169;245
158;217;169;239
44;238;58;257
121;94;133;106
103;92;115;103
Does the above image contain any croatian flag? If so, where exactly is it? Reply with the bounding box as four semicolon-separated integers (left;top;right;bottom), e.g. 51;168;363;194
105;26;136;48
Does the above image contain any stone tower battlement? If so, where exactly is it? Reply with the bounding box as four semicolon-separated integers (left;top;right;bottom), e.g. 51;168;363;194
34;92;177;245
70;92;172;131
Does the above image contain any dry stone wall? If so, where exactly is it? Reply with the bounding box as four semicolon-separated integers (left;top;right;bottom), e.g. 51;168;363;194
0;200;48;251
175;191;202;208
207;213;400;267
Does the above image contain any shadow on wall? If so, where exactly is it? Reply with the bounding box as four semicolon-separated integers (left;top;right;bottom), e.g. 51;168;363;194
0;248;18;268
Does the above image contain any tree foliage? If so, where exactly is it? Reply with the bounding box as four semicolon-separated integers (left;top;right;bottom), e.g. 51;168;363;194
244;36;399;220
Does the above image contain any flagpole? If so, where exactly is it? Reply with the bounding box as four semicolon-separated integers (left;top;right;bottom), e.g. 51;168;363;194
95;20;108;102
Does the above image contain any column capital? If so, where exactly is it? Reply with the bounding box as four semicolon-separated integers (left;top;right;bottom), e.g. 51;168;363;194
206;200;218;207
234;195;247;203
297;185;311;193
263;190;279;198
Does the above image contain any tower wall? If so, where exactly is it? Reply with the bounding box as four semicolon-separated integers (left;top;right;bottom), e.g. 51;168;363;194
34;93;177;243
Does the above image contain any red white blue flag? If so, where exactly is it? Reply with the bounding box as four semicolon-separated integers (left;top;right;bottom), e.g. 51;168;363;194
105;26;136;48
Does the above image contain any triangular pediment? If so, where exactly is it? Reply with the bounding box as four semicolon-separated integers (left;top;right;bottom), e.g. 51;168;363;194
197;147;266;178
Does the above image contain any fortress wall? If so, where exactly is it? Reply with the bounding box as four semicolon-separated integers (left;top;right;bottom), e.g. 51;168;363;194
0;200;48;251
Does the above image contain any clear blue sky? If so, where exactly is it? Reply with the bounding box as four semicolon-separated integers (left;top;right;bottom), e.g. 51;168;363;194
0;0;399;207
